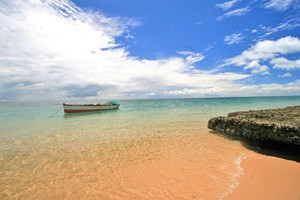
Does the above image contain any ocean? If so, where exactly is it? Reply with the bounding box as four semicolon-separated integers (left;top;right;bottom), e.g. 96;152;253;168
1;96;300;199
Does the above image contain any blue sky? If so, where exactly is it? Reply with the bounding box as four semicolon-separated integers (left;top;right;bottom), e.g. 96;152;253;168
0;0;300;101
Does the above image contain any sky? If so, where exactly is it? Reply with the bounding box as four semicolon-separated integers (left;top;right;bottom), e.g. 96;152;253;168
0;0;300;101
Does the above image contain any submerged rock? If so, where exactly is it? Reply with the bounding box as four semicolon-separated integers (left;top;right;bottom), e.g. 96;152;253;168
208;106;300;146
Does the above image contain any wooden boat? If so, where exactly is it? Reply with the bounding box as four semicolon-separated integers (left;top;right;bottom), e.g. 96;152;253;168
63;101;120;113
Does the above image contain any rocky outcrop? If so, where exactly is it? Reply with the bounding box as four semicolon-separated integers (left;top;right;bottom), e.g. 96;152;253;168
208;106;300;146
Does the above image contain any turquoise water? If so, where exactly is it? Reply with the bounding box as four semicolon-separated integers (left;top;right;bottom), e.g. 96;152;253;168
1;96;299;145
2;96;300;124
0;96;300;199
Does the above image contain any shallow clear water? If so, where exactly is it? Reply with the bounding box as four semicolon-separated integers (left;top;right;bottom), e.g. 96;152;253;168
0;96;300;199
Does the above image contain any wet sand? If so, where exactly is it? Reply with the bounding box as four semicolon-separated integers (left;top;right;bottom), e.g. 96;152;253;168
0;125;246;199
225;153;300;200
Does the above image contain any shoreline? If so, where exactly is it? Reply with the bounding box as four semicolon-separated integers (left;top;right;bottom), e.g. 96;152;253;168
225;152;300;200
208;106;300;199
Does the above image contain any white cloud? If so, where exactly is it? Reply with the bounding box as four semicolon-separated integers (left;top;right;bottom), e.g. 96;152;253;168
244;60;270;75
247;80;300;96
271;57;300;70
0;0;256;101
216;0;240;11
195;21;203;25
264;0;295;11
164;79;300;97
224;36;300;74
224;33;244;45
177;51;205;64
262;18;300;36
216;7;250;21
279;72;292;77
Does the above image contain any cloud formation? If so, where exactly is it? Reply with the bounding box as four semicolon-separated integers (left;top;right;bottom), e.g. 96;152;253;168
264;0;296;11
224;36;300;74
216;0;240;11
0;0;256;101
271;57;300;70
279;72;292;77
177;51;205;64
260;18;300;37
224;33;244;45
0;0;299;101
216;7;250;21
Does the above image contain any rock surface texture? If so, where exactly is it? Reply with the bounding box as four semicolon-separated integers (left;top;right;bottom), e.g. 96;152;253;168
208;106;300;146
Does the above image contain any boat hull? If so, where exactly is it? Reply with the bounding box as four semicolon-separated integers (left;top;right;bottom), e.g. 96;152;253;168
63;103;120;113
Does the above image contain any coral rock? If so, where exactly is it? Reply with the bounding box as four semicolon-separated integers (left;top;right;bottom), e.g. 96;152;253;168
208;106;300;146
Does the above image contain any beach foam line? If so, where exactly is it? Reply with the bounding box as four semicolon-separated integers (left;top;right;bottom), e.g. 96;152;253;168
225;153;300;200
219;152;251;200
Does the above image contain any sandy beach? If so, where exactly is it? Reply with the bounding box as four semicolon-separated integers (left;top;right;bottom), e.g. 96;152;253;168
225;153;300;200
